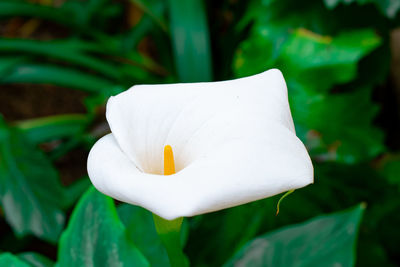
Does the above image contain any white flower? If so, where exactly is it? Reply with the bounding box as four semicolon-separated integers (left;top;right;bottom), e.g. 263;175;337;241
87;69;313;220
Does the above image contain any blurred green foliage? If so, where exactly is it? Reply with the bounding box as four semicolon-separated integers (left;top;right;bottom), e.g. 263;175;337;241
0;0;399;266
0;253;31;267
223;204;365;267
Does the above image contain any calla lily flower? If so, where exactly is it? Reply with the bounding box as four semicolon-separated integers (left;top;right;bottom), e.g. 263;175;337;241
87;69;313;220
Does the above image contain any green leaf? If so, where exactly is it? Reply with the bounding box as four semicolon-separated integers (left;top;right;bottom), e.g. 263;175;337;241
279;28;381;92
236;27;381;92
0;1;79;28
187;199;277;266
0;1;109;36
234;24;284;78
0;117;65;242
323;0;400;19
223;204;365;267
18;252;54;267
122;16;155;52
0;56;28;78
0;39;122;80
118;204;170;267
290;86;385;163
57;187;149;267
167;0;212;82
0;253;30;267
1;64;116;93
14;114;89;144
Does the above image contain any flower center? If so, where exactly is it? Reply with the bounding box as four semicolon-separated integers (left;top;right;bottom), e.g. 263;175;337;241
164;145;175;175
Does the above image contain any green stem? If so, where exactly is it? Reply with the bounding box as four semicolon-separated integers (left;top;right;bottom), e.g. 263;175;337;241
152;214;189;267
276;189;295;215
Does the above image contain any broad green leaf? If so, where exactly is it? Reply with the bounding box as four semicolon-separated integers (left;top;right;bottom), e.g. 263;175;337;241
18;252;54;267
1;64;115;93
287;163;400;267
0;117;65;242
236;27;381;92
167;0;212;82
0;253;30;267
15;114;88;144
279;28;381;92
118;204;170;267
223;204;365;267
57;187;149;267
234;0;328;77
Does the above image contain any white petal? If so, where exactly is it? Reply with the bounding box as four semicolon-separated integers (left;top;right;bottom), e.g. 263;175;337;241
106;69;296;172
88;69;313;219
87;134;195;219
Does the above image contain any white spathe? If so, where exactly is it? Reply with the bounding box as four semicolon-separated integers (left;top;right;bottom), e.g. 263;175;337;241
87;69;313;220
